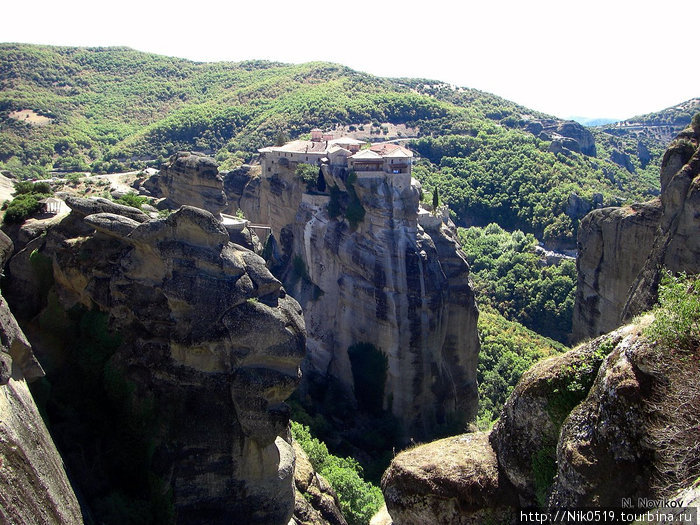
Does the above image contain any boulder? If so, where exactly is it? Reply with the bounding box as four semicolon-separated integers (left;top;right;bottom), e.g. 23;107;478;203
381;432;518;524
64;195;149;222
550;330;656;506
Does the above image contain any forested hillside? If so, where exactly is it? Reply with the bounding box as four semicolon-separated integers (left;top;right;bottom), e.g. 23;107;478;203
0;43;690;245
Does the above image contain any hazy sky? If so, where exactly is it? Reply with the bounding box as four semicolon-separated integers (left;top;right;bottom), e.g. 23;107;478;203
4;0;699;120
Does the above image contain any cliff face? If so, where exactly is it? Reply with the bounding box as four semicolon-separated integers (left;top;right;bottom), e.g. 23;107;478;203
0;231;83;525
143;151;227;215
230;160;480;439
7;199;306;524
382;317;700;522
572;120;700;341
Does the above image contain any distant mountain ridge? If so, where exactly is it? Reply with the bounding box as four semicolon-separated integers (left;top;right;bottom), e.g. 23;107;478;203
0;43;694;246
601;97;700;142
569;116;619;127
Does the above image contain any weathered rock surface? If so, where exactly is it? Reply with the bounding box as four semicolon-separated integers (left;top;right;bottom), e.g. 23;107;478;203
381;432;518;524
386;316;698;521
0;230;83;525
491;326;628;505
290;441;347;525
231;163;479;439
572;121;700;340
0;378;84;525
532;120;597;157
571;201;662;341
555;121;597;157
9;199;306;524
610;148;634;172
549;326;657;506
144;151;227;215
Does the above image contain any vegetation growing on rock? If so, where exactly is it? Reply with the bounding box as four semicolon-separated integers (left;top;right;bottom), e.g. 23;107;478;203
291;422;383;525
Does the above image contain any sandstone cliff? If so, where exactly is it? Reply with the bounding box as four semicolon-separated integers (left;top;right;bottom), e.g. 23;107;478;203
572;117;700;341
381;317;700;522
0;230;83;525
144;151;227;215
6;198;306;524
229;157;480;440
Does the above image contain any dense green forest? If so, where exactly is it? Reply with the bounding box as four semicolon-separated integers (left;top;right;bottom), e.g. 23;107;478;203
2;43;690;243
458;224;576;342
476;306;566;428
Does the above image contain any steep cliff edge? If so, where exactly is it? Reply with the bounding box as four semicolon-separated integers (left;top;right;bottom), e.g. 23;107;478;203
5;198;306;524
229;148;479;440
143;151;228;215
0;230;83;524
382;313;700;522
572;116;700;341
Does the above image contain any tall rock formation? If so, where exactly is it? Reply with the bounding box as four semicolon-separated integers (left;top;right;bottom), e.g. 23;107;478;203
382;316;700;522
572;116;700;341
229;142;480;439
6;198;306;524
0;230;84;525
144;151;227;215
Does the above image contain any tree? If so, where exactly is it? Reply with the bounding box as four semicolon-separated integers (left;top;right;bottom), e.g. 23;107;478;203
432;186;439;211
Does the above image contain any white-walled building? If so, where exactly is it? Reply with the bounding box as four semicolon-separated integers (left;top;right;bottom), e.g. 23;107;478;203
258;131;413;181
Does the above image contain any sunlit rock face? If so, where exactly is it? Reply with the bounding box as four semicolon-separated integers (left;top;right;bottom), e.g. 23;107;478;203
144;151;228;215
572;121;700;341
0;230;83;525
9;199;306;524
381;432;518;525
231;159;480;440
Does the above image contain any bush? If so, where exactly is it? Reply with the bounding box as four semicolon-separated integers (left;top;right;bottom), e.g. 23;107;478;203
14;180;52;195
645;270;700;351
296;164;318;192
291;422;383;525
115;192;148;210
3;192;49;224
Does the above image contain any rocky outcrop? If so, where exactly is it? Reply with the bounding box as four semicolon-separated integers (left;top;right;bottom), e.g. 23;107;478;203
623;127;700;319
382;432;517;525
291;441;347;525
382;316;699;522
610;149;634;172
9;199;306;524
555;121;596;157
0;230;83;525
532;120;597;157
231;161;480;439
144;151;227;215
490;327;627;505
571;201;662;341
572;119;700;341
